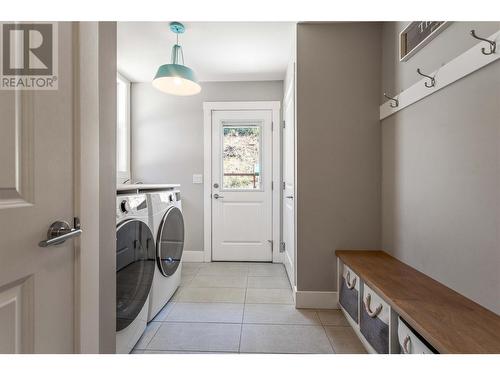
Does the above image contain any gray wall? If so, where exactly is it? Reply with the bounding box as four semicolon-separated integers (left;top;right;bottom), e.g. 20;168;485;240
130;81;283;253
381;22;500;314
296;23;382;292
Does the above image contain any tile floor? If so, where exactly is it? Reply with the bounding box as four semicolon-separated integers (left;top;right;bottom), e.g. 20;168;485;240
132;262;366;354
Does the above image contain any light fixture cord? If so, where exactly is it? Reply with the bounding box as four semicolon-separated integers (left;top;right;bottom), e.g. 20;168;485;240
178;33;185;65
176;33;184;64
170;27;185;65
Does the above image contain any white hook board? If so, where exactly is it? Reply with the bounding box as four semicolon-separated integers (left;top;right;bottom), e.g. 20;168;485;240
380;30;500;121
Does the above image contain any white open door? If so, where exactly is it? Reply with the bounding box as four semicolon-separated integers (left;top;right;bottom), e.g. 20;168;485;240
282;66;296;287
211;110;273;262
0;22;79;353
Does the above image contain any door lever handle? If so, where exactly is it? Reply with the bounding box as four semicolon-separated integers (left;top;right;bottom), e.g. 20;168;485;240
39;218;82;247
213;193;224;199
285;195;294;199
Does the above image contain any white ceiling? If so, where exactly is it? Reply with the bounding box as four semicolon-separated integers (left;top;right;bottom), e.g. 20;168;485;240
117;22;295;83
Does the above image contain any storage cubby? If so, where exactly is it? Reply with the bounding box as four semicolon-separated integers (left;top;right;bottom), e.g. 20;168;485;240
337;257;400;354
360;284;390;353
339;264;360;323
397;317;437;354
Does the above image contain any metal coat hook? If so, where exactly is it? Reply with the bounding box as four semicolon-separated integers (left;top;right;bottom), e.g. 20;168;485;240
383;92;399;108
417;68;436;88
470;30;496;55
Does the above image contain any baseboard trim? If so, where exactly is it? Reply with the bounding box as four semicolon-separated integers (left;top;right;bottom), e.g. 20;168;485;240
294;289;339;309
182;251;205;263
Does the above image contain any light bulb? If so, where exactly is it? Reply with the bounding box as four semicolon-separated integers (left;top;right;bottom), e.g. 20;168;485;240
173;77;182;86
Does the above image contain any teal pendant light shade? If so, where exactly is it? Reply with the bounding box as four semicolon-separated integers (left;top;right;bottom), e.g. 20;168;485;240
152;22;201;96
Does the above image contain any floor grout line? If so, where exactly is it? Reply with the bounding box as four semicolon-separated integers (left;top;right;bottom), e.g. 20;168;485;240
141;348;239;354
142;321;162;350
149;320;346;327
322;325;337;354
238;285;248;353
148;321;242;326
168;301;246;305
153;321;325;326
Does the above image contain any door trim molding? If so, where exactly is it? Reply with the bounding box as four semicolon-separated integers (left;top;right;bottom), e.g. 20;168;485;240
74;22;101;354
74;22;116;353
283;61;297;289
203;101;281;263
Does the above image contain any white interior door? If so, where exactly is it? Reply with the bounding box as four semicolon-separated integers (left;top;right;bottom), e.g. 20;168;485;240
0;23;77;353
211;110;273;262
282;69;296;286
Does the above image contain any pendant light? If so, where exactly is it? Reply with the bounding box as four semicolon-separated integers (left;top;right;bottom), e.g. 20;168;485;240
152;22;201;96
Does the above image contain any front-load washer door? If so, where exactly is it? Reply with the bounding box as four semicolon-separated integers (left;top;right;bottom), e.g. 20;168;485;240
116;219;156;332
157;206;185;276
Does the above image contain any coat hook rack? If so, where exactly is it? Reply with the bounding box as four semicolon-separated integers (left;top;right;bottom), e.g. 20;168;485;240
383;92;399;108
470;30;496;55
417;68;436;88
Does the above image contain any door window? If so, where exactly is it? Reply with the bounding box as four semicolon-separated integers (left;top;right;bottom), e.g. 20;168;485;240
221;124;262;190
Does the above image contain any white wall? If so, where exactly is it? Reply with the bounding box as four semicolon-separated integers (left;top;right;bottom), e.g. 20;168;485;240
130;81;284;254
381;22;500;314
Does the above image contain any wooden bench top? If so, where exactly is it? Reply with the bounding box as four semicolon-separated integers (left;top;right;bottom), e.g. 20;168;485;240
335;250;500;354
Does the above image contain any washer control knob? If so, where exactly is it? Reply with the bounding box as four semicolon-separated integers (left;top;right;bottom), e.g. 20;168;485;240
120;200;130;213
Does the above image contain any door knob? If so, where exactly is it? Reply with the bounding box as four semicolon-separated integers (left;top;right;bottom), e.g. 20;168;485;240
213;193;224;199
39;217;82;247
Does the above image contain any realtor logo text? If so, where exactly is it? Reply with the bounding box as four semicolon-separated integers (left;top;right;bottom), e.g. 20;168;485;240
0;22;58;90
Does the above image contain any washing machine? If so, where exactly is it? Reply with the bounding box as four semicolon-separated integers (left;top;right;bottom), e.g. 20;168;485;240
147;189;184;321
115;193;155;354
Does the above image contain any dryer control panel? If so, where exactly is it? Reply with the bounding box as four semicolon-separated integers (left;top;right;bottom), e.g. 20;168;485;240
116;194;148;220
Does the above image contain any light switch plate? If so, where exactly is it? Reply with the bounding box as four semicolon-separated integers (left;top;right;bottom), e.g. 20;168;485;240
192;174;203;184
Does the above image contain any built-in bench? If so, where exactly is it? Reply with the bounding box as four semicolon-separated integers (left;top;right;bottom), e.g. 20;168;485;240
335;250;500;354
